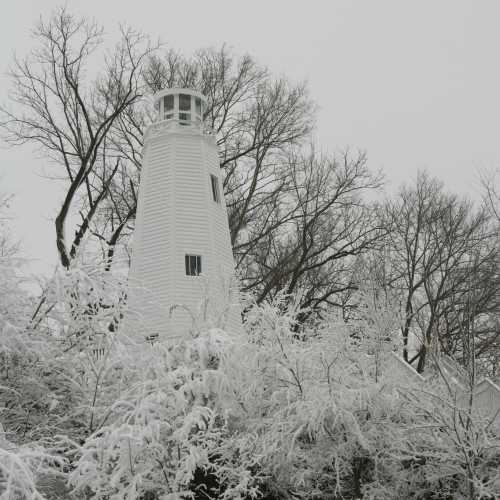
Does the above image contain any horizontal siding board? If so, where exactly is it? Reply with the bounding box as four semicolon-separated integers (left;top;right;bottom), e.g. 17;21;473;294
126;124;242;340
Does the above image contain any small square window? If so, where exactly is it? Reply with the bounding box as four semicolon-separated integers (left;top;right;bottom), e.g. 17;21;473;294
185;254;202;276
210;174;220;203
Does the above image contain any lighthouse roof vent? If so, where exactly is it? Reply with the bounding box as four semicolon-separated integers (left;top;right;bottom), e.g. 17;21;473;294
153;88;207;128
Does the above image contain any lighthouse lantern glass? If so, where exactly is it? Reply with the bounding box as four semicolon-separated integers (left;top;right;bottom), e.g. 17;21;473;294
164;94;174;111
179;94;191;111
164;94;174;120
155;90;205;127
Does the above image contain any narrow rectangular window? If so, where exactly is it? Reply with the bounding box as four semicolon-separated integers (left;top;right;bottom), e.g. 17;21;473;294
210;174;220;203
185;254;202;276
164;95;174;120
179;93;191;111
164;95;174;121
164;94;174;111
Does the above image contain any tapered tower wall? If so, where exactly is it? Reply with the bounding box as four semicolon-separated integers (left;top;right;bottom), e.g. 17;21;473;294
126;90;241;341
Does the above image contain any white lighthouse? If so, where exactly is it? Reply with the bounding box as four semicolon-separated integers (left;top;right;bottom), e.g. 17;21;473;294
126;88;241;340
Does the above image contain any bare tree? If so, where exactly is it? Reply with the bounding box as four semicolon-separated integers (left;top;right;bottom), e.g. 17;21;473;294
238;149;384;320
0;191;19;259
91;46;316;272
480;168;500;223
382;172;500;372
3;18;384;324
0;7;158;269
93;48;384;319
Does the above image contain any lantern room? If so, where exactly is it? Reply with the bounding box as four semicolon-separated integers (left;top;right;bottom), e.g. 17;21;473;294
153;88;207;126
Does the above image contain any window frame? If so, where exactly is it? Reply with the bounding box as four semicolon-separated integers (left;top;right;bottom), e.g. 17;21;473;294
159;93;204;125
185;254;202;276
210;174;221;203
164;94;174;111
179;93;192;111
163;94;174;120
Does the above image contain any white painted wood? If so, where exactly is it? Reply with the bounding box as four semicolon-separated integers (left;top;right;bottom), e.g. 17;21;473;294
125;89;242;341
383;353;500;431
381;351;426;386
470;378;500;430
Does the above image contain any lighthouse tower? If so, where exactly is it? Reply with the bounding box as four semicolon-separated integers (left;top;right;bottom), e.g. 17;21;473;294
126;88;241;340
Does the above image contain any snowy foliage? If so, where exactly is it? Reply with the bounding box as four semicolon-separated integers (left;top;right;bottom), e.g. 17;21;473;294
0;422;68;500
1;258;500;498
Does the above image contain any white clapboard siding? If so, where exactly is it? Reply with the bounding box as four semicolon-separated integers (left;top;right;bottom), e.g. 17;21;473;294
381;351;426;386
470;379;500;430
126;91;242;341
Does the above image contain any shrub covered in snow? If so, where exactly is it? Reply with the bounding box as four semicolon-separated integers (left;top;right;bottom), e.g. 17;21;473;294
1;266;500;499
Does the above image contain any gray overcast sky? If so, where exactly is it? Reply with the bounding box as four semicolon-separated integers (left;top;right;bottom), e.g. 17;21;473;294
1;0;500;277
